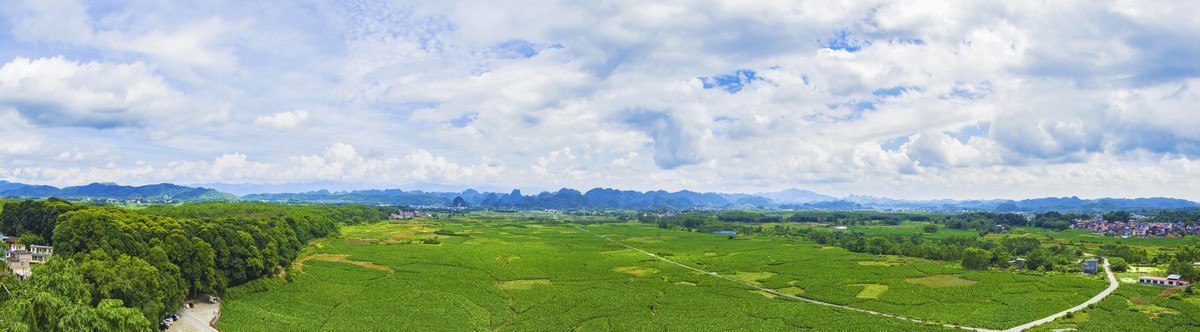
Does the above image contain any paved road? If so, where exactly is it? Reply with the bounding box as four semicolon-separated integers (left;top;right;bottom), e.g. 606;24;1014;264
574;226;1000;331
1003;256;1119;332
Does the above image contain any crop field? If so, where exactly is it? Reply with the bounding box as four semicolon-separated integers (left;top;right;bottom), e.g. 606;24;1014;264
219;215;1111;331
583;223;1107;329
1032;284;1200;331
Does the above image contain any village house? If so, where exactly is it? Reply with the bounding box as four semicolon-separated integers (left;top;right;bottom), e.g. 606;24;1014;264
2;234;54;280
1138;275;1190;287
27;245;53;263
6;251;32;280
1082;258;1098;274
2;236;17;254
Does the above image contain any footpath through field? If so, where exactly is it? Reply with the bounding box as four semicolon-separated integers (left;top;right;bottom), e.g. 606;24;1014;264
573;226;999;332
575;225;1120;332
1003;256;1119;332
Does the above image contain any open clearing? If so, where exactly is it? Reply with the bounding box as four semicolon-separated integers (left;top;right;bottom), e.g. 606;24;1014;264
905;275;978;287
612;266;658;276
497;279;552;290
220;217;1112;331
848;284;889;298
294;253;393;273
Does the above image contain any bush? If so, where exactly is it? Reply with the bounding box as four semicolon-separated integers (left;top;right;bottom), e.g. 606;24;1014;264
1108;257;1129;272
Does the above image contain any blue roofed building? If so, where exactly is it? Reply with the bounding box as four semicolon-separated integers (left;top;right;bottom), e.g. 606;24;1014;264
1082;258;1098;274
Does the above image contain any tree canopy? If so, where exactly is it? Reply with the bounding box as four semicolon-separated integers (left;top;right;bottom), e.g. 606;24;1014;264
0;199;393;329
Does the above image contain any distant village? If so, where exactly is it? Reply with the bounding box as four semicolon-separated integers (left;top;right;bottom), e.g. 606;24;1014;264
1071;215;1200;238
389;211;437;219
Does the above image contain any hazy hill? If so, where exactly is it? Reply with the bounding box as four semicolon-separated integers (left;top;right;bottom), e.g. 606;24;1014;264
0;180;30;192
756;189;836;203
0;182;237;202
243;189;452;206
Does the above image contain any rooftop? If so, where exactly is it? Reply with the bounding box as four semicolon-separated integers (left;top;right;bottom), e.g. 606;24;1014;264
1139;276;1190;284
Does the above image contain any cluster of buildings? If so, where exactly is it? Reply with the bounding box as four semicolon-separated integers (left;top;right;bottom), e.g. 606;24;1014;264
642;211;683;218
389;211;435;219
1070;217;1200;238
1;233;54;280
101;198;168;204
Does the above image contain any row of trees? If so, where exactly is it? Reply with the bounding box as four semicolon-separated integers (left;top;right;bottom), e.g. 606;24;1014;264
0;199;394;331
640;216;1080;273
769;226;1085;271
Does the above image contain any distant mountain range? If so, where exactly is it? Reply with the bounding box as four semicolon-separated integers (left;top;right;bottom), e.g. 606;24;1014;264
755;189;836;203
1;180;1197;213
0;181;237;202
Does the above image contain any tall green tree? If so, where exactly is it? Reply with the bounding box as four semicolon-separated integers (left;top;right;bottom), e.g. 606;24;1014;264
0;198;85;245
1167;259;1199;282
867;237;892;255
962;248;991;270
1108;257;1129;272
0;258;152;332
76;251;169;321
990;247;1011;268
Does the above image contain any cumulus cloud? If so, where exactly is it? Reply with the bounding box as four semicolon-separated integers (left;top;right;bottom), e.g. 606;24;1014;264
2;1;1200;200
622;109;710;169
0;56;215;129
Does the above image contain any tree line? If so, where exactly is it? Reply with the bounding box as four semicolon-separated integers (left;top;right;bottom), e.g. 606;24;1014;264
0;199;393;331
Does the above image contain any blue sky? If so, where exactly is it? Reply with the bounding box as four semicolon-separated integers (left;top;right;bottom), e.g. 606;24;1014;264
1;0;1199;200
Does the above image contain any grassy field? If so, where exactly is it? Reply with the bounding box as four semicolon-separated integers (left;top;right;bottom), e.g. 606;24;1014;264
219;215;1114;331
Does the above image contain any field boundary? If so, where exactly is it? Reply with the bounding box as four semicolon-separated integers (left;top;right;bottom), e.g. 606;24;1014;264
572;225;1000;332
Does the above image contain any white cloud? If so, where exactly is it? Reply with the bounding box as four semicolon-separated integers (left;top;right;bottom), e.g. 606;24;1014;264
253;110;310;130
150;144;504;185
0;56;216;130
2;0;93;43
99;16;245;71
1;1;1199;200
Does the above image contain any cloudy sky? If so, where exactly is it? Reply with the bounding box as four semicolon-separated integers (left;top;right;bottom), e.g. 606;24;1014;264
0;0;1198;200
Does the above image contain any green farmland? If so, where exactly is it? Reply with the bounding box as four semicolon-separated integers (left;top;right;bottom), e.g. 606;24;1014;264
219;216;1111;331
1032;283;1200;331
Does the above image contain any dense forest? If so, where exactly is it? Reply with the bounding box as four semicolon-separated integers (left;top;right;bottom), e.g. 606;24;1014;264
0;199;394;331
